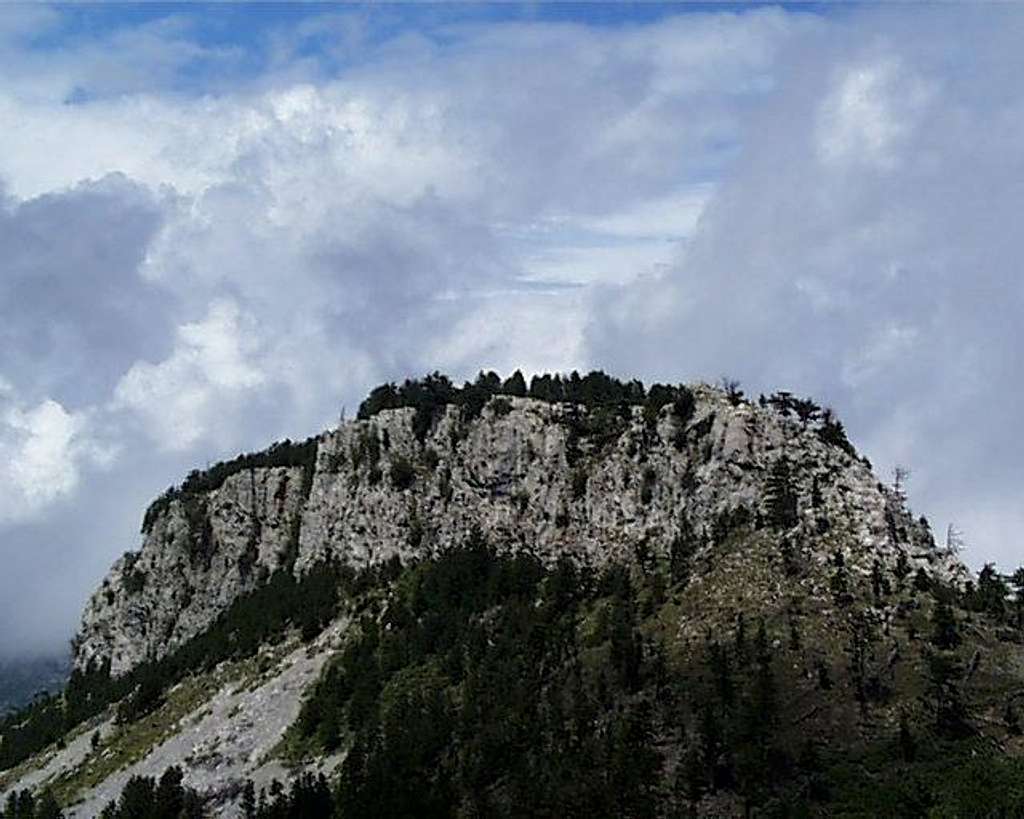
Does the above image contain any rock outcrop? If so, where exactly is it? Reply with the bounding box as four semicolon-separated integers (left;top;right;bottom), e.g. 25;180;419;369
75;467;307;676
73;385;966;677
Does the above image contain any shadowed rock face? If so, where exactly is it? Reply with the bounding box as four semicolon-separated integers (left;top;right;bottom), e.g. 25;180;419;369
73;385;966;678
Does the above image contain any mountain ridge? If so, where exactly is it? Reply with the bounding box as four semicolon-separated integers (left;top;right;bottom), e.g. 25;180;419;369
73;375;962;679
5;371;1021;819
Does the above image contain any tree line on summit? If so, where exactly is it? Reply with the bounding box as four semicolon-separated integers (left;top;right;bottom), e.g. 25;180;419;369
8;371;1024;815
135;370;859;540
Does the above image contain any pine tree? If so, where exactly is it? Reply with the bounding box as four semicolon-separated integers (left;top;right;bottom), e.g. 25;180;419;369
926;652;969;737
894;550;911;592
898;712;916;762
502;370;527;397
913;567;931;593
931;599;961;650
871;560;885;602
670;515;697;586
1013;567;1024;630
765;458;799;529
241;781;256;819
35;790;63;819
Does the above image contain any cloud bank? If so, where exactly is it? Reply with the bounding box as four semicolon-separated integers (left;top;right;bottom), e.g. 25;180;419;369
0;5;1020;657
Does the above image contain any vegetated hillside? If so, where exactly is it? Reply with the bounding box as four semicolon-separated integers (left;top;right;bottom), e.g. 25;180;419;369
3;371;1024;819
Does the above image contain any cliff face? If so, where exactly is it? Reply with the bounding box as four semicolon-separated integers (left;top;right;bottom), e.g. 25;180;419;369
73;385;965;677
75;467;307;676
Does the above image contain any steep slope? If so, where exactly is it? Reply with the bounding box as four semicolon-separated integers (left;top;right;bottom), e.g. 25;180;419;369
75;461;311;677
4;373;1020;819
74;382;962;679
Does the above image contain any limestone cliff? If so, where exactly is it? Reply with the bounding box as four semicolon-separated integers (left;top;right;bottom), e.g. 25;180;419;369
73;384;966;677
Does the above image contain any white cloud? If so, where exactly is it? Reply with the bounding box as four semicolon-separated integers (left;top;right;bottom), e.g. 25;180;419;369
816;57;934;169
113;300;266;451
2;5;1022;655
0;397;108;524
589;7;1024;570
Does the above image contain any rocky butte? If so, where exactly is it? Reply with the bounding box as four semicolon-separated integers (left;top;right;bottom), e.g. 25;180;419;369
2;371;1022;818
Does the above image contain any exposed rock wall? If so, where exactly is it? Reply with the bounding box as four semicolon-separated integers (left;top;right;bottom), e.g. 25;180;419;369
74;386;966;676
75;466;307;676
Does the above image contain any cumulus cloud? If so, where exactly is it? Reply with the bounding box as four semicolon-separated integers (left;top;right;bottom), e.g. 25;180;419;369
113;300;267;451
590;6;1024;570
0;396;108;525
1;8;812;656
0;174;170;407
0;5;1020;657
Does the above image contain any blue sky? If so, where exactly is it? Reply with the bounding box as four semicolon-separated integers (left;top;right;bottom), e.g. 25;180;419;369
23;3;840;96
1;1;1023;657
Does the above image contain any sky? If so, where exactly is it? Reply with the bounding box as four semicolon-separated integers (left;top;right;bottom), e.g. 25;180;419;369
0;2;1021;659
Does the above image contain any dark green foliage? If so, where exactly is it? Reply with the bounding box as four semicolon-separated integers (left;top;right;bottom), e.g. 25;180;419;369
711;505;751;545
894;550;911;591
571;467;588;501
669;515;698;586
11;534;1024;817
925;652;970;738
97;767;203;819
765;458;799;529
0;563;353;772
817;408;857;457
141;438;317;533
672;387;696;426
720;377;744;406
459;382;491;424
640;467;657;505
501;370;527;397
829;551;853;607
246;772;333;819
1;792;32;819
357;372;457;443
563;403;632;463
122;553;147;596
845;610;881;709
778;536;799;578
123;567;146;595
389;456;416;491
349;426;381;475
357;373;700;456
764;392;821;427
489;397;513;416
181;496;215;569
116;666;165;724
688;411;715;441
931;599;961;650
898;711;916;762
291;537;679;818
1013;567;1024;630
871;559;885;602
420;446;440;471
964;563;1009;620
913;566;932;593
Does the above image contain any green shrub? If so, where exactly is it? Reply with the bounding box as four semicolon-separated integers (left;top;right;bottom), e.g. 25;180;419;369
390;457;416;491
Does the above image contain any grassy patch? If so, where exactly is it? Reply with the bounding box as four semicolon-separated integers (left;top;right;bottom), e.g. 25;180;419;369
49;651;278;807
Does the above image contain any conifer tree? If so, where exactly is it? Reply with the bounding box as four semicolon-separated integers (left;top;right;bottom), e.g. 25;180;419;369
502;370;527;397
1013;567;1024;630
931;599;961;650
765;458;798;529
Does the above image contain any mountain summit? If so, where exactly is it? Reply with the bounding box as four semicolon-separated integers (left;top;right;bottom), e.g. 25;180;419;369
3;372;1022;818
